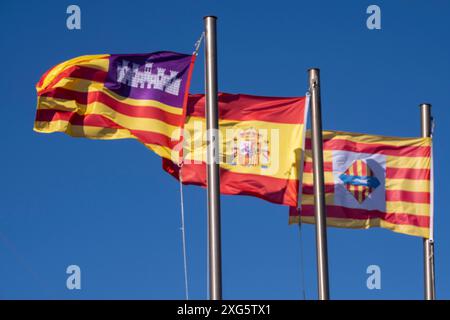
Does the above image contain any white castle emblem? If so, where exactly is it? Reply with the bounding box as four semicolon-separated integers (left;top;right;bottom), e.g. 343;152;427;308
116;60;182;96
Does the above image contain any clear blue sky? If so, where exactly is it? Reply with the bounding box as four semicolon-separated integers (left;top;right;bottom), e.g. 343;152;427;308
0;0;448;299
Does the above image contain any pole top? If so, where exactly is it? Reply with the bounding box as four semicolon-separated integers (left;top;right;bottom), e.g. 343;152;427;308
419;103;432;116
308;68;320;72
204;16;218;20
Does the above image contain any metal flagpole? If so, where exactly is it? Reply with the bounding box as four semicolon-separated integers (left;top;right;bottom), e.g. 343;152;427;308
308;68;330;300
420;103;436;300
204;15;223;300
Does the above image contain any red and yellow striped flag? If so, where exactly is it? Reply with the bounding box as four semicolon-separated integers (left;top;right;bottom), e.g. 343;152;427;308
34;52;195;162
163;93;309;207
290;131;433;238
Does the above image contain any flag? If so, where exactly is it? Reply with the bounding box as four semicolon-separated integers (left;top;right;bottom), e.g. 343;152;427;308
290;130;433;238
34;51;195;162
163;93;309;207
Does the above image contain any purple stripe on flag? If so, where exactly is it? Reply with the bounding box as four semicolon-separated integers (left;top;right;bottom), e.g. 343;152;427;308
104;51;192;108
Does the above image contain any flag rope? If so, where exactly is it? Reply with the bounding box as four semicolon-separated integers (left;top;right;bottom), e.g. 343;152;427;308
298;223;307;300
430;116;435;242
193;32;205;56
177;30;204;298
178;165;189;300
295;92;310;300
192;30;210;298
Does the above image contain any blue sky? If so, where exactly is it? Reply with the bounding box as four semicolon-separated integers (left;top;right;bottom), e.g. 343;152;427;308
0;0;449;299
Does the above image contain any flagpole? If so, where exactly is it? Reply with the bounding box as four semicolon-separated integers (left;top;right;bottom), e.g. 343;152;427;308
308;68;330;300
204;15;223;300
420;103;436;300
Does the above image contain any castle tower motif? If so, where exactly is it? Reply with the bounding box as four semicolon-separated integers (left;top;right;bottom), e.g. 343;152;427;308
116;60;182;96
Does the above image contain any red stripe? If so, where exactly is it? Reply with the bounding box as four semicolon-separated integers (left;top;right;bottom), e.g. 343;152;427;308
301;184;335;194
187;93;306;124
305;138;430;157
67;66;108;83
37;65;108;94
350;161;357;201
299;204;429;228
39;88;182;126
130;129;179;149
360;161;367;202
303;161;333;173
35;109;178;149
163;158;299;206
386;190;430;204
300;181;430;203
303;163;430;180
367;165;372;197
386;167;430;180
36;109;120;128
36;65;57;88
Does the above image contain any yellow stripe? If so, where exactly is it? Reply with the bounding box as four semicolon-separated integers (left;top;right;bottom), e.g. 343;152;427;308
182;116;304;180
302;172;334;184
144;143;179;163
386;178;430;192
355;160;361;203
386;156;430;169
39;78;183;115
291;216;429;238
386;201;429;216
37;96;180;138
300;193;335;205
306;150;431;167
34;120;134;140
316;130;432;148
34;120;179;162
313;151;430;166
319;150;335;163
37;55;110;91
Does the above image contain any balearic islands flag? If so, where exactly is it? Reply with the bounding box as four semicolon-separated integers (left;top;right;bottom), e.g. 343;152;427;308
163;93;309;207
34;51;195;163
290;131;433;238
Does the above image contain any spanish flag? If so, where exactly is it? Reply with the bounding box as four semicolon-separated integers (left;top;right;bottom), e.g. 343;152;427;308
163;93;309;207
290;131;433;238
34;52;195;163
